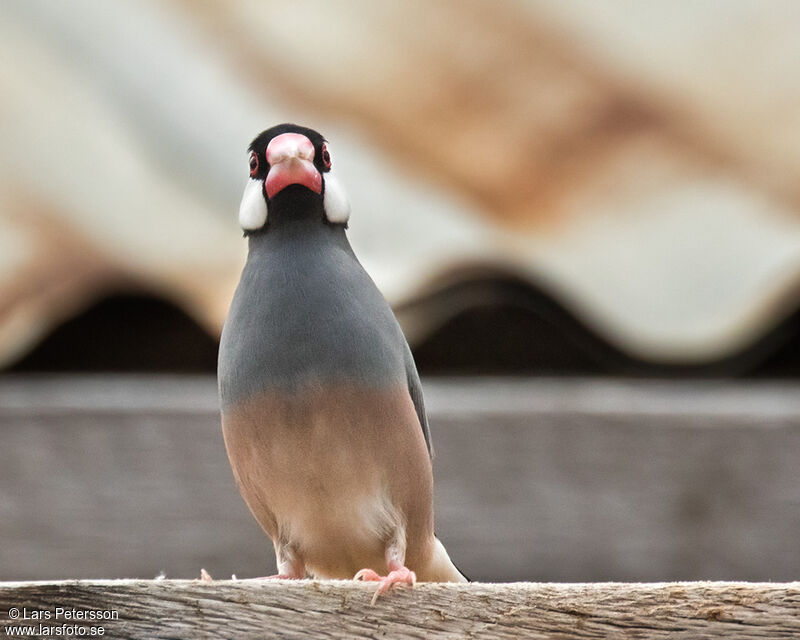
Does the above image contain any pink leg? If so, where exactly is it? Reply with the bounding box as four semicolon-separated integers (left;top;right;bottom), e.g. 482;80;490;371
198;569;240;581
256;541;305;580
203;542;305;581
354;542;416;604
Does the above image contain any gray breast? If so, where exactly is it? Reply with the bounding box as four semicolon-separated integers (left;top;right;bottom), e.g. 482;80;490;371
218;231;407;410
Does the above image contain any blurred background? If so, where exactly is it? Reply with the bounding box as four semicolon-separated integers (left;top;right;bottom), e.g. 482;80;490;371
2;0;800;582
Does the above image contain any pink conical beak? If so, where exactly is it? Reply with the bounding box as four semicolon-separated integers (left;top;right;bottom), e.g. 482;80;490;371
264;133;322;198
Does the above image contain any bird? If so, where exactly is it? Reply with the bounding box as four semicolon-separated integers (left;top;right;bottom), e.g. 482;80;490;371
217;123;467;597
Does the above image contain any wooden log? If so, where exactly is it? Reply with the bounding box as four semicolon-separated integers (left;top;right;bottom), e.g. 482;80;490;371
1;580;799;639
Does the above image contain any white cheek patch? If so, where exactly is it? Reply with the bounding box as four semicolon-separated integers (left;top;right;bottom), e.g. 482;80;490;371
323;171;351;224
239;178;268;230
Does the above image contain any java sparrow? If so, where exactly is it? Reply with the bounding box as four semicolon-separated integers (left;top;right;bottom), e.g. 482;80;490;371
218;124;466;596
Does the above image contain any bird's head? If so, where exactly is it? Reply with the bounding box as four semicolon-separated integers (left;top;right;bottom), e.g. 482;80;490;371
238;123;350;233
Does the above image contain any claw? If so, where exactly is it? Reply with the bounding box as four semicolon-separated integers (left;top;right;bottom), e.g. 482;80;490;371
355;566;416;604
202;569;299;581
354;568;382;582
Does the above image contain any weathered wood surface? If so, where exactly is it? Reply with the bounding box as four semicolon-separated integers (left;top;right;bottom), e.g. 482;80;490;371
1;580;799;639
2;376;800;582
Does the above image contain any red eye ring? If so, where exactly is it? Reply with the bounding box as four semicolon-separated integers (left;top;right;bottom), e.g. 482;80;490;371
320;143;331;171
249;151;259;177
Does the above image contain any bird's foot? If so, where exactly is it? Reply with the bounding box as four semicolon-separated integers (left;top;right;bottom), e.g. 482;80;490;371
254;574;301;580
199;569;240;581
354;566;416;604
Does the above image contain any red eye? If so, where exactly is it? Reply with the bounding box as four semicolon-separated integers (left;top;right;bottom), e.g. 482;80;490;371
320;143;331;170
249;151;259;177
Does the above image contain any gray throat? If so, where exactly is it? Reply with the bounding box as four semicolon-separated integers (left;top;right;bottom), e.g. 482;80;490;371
218;202;409;410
